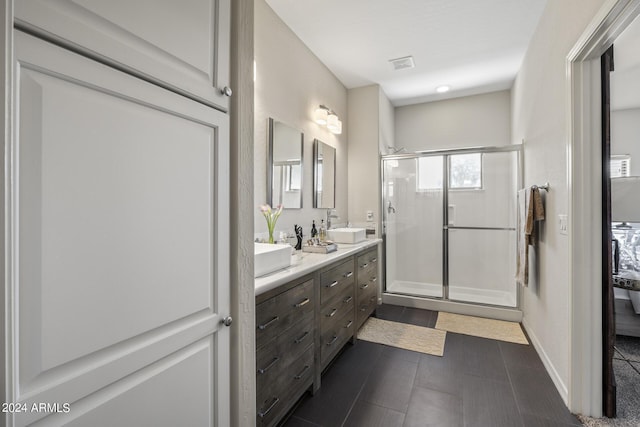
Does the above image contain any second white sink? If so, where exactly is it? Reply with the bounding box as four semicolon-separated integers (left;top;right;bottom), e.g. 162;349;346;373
327;227;366;244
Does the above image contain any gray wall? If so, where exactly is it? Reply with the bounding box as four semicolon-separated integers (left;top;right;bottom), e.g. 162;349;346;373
511;0;609;403
254;0;348;239
395;90;511;151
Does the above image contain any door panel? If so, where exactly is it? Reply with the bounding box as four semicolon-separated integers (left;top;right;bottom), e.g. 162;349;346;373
384;156;443;298
40;338;214;427
9;31;229;426
15;0;231;111
448;229;517;307
447;151;517;229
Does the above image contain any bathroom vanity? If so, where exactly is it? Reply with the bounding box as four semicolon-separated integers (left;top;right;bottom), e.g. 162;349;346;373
255;239;381;427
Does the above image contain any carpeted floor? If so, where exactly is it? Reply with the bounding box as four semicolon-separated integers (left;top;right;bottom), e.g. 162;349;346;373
579;335;640;426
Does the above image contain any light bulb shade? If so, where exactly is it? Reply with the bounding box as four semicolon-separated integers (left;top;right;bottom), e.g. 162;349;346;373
314;107;328;125
329;119;342;134
327;113;340;132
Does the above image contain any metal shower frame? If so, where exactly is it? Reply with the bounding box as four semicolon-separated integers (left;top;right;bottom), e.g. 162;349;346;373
380;144;524;309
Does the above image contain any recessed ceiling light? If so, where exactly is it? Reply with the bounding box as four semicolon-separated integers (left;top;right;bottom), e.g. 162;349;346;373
436;85;450;93
389;56;415;71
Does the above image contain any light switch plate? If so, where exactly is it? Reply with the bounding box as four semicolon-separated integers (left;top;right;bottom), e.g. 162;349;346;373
559;214;568;235
366;210;374;221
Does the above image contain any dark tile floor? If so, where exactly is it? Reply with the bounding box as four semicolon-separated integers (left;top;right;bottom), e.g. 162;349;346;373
283;304;582;427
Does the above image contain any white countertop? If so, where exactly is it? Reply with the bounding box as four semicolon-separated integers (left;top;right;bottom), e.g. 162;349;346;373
255;238;382;296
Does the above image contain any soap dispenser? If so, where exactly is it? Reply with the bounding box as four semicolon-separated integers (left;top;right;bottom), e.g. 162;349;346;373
311;220;317;238
319;220;326;241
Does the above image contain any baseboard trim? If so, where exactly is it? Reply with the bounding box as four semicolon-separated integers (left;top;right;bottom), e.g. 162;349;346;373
522;318;569;405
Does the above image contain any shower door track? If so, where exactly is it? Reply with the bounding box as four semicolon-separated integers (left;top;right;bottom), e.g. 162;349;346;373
381;144;523;310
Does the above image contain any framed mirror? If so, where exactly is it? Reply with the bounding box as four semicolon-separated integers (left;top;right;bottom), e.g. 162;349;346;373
313;139;336;208
268;118;303;209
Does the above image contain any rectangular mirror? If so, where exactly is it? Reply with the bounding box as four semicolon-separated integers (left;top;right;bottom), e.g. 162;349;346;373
313;139;336;208
268;118;303;209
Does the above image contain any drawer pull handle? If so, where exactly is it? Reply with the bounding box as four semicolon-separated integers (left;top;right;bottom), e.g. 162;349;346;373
295;298;310;308
258;316;279;330
360;283;369;289
343;296;353;303
344;271;353;278
295;331;309;343
371;277;377;283
294;365;310;380
326;335;338;346
345;320;353;328
370;296;377;302
371;258;377;263
360;306;367;312
258;397;279;418
327;280;339;288
361;263;369;269
257;357;280;374
327;308;338;318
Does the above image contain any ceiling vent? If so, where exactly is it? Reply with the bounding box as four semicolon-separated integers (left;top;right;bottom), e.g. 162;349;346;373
389;55;415;71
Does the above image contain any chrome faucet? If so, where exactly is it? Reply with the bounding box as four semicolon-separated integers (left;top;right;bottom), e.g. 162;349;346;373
327;209;339;230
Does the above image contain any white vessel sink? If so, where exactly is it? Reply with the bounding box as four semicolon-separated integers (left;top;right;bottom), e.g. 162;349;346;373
327;227;366;244
254;243;291;277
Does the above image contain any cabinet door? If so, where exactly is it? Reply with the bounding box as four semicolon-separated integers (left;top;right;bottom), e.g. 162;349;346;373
6;31;229;426
15;0;231;111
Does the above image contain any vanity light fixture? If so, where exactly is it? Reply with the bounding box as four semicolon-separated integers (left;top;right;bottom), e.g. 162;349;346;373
314;105;342;134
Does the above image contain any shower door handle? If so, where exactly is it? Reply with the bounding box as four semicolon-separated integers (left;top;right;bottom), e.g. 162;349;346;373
387;201;396;214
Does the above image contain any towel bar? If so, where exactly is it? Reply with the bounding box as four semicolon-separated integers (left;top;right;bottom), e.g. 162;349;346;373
534;182;550;191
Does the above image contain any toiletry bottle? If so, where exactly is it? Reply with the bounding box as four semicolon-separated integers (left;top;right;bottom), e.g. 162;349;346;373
319;220;326;241
311;220;317;238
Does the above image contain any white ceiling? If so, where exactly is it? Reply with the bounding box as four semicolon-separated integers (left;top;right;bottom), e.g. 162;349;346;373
265;0;548;106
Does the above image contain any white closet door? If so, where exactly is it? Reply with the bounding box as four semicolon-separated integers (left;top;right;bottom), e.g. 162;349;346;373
6;31;230;426
15;0;231;111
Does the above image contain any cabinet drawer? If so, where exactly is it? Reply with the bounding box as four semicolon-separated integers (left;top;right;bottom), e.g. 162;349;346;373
320;258;355;303
256;279;314;349
356;270;378;298
320;309;355;368
320;290;355;335
357;248;379;275
257;345;314;427
256;311;313;398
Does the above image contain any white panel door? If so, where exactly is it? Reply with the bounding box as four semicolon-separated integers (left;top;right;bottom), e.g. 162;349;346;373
15;0;231;111
5;31;230;426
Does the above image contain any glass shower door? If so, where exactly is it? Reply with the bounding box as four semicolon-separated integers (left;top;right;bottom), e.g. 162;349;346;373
383;156;444;298
446;151;518;307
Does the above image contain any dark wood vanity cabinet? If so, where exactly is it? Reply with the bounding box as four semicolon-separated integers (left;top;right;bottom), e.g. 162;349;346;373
319;257;356;370
256;276;315;427
356;247;379;329
255;244;379;426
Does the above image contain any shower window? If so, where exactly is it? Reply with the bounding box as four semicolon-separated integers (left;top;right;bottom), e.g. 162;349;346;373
449;153;483;189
